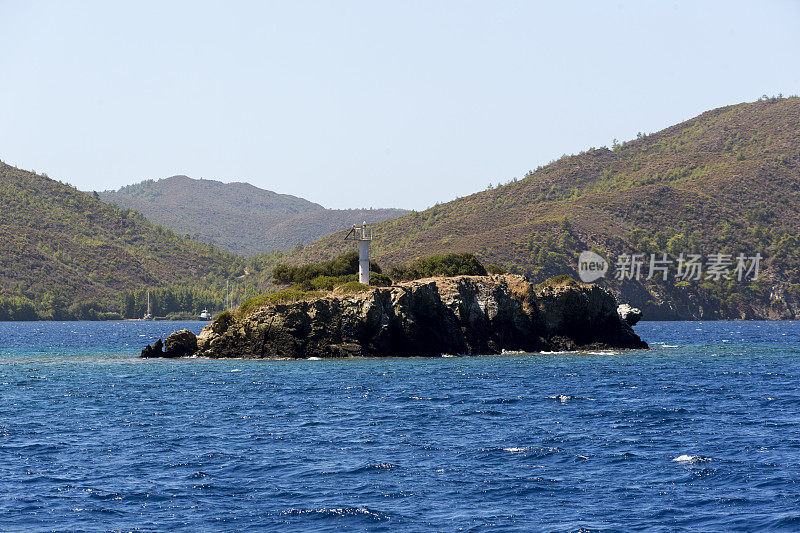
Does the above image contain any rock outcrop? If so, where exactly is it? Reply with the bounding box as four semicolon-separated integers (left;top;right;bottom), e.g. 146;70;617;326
164;329;198;357
140;338;164;358
141;330;198;358
617;303;643;326
142;275;648;359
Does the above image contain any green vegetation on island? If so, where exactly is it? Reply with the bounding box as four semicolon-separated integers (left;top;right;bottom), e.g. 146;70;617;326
389;253;491;280
273;251;383;284
234;252;494;319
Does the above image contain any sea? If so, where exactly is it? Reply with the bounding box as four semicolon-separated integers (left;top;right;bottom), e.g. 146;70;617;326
1;320;799;532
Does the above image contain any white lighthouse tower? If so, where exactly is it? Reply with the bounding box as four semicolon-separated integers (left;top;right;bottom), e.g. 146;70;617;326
344;222;372;285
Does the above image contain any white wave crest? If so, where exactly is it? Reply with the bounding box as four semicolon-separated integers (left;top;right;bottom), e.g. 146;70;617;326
673;454;711;463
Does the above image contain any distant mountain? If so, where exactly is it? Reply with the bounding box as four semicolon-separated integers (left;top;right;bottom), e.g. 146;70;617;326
100;176;408;256
293;97;800;320
0;163;267;319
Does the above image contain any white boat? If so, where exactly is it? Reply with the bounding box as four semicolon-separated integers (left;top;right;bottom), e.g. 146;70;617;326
199;309;212;320
143;291;153;320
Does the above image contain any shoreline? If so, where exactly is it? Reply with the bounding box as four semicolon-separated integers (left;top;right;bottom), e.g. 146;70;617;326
3;317;800;323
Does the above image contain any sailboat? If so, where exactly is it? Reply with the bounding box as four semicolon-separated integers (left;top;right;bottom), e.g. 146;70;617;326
143;291;153;320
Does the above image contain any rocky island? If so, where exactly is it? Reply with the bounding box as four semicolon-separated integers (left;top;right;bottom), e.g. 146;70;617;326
141;275;647;359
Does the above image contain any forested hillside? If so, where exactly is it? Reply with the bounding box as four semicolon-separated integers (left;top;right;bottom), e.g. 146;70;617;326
294;96;800;319
100;176;407;255
0;164;277;319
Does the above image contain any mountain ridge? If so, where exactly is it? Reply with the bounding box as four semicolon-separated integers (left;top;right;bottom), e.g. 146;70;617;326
100;176;408;256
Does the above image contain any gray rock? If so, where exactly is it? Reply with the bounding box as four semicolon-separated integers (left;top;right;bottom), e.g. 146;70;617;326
163;329;197;358
141;338;164;358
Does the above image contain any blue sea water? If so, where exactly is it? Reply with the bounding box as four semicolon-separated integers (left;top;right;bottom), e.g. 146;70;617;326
1;321;800;532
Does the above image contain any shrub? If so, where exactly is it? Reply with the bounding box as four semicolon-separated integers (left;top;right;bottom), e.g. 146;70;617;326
236;289;333;318
296;280;315;291
273;252;381;285
369;272;393;286
236;289;316;318
390;253;488;280
537;274;580;288
212;310;235;333
335;281;370;294
485;263;507;275
307;274;357;291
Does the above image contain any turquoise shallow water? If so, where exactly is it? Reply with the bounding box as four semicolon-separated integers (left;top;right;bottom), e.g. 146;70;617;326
1;321;800;531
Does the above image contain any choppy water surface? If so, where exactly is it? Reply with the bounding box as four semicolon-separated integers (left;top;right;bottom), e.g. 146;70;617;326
1;321;800;531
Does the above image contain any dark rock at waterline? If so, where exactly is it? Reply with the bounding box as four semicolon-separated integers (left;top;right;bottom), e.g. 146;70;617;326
141;338;164;358
140;330;198;358
152;275;647;360
164;329;197;358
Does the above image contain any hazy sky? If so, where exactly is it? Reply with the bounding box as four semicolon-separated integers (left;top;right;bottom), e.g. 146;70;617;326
1;1;798;210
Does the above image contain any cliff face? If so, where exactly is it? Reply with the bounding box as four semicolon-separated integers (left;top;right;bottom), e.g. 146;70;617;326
183;275;646;359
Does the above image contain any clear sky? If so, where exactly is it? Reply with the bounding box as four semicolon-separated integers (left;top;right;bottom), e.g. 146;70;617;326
1;1;798;210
